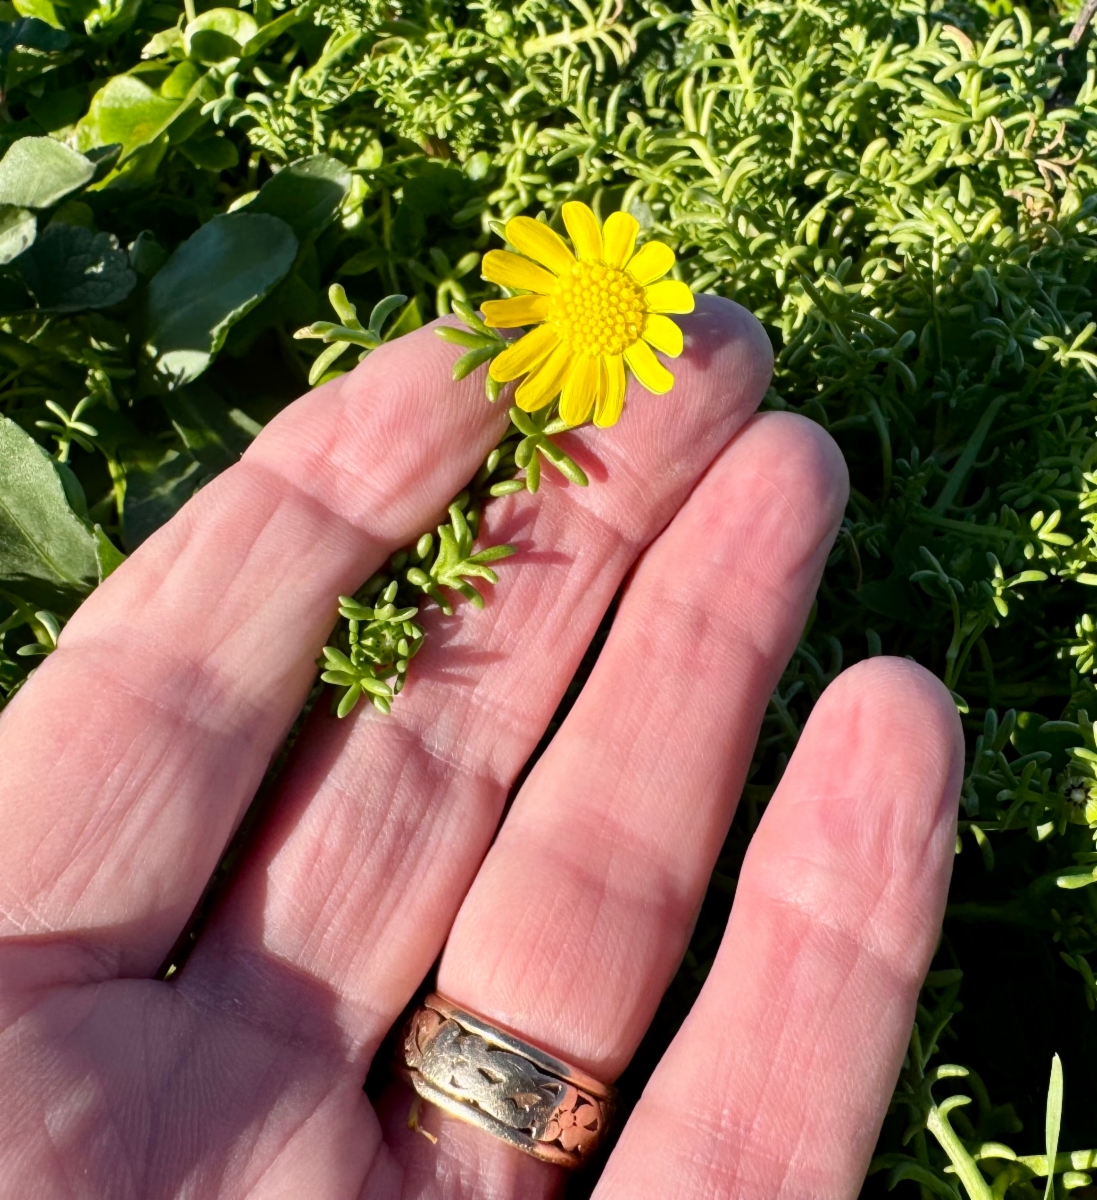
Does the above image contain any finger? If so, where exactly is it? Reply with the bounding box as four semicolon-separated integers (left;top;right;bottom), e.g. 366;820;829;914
593;658;964;1200
435;413;848;1079
182;297;772;1050
0;326;508;975
376;412;846;1190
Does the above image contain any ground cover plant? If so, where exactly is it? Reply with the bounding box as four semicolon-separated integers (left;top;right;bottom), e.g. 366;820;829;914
7;0;1097;1192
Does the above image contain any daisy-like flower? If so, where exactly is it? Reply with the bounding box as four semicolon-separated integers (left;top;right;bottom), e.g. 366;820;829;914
480;201;694;428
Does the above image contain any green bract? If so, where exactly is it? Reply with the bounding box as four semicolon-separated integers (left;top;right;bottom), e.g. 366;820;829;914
3;0;1097;1189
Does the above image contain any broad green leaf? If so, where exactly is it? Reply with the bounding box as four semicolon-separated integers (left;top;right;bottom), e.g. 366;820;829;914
140;25;182;58
127;229;166;277
246;154;351;241
96;137;167;189
160;59;201;99
83;142;122;178
50;198;94;227
18;222;135;311
74;74;179;158
11;0;62;29
183;8;257;63
164;101;206;147
221;267;317;357
0;16;71;90
239;1;314;57
53;460;87;517
162;384;260;470
6;44;76;91
0;16;68;63
0;204;34;264
0;415;97;604
0;136;93;208
121;446;205;549
92;523;125;581
337;246;384;277
145;212;297;385
0;14;66;63
177;134;238;172
24;85;85;132
81;0;142;38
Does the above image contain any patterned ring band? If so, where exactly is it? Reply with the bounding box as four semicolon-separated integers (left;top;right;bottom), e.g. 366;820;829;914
400;993;616;1169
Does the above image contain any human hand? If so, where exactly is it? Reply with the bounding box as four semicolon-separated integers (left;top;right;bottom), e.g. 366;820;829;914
0;297;962;1200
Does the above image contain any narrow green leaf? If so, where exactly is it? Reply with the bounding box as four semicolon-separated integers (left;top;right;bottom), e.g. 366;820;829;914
452;344;497;380
336;683;362;717
368;293;408;337
469;544;516;564
1046;1055;1064;1200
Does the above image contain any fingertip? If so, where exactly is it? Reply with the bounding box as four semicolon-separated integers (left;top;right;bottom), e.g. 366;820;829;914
735;410;849;543
749;656;964;976
597;657;964;1200
779;410;851;520
678;294;774;417
791;655;965;847
817;656;965;812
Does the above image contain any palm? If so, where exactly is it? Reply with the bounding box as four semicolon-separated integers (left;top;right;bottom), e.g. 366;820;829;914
0;298;961;1200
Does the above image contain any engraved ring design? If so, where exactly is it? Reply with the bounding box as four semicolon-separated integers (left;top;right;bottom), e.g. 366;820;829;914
400;993;617;1169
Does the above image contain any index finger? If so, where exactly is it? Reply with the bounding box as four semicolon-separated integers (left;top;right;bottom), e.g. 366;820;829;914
0;324;508;976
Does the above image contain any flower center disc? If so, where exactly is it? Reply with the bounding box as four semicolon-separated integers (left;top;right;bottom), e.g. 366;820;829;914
549;261;646;357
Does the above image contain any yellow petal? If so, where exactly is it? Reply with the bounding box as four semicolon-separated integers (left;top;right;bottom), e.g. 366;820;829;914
482;295;552;329
505;216;575;276
624;339;675;394
626;241;675;285
644;279;695;314
515;341;573;411
594;354;627;427
562;201;603;261
603;212;639;268
482;249;557;295
490;324;560;383
559;353;599;425
642;312;684;356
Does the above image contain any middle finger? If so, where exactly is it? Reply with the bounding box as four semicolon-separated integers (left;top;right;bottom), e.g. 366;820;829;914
435;411;848;1079
183;297;770;1055
384;409;846;1197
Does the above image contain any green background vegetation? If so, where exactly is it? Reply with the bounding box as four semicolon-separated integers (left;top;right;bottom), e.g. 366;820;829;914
3;0;1097;1192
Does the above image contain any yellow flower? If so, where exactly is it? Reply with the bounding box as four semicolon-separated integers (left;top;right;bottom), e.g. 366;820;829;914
480;201;694;428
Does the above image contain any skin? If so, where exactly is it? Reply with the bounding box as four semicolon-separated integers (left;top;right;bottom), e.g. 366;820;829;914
0;295;963;1200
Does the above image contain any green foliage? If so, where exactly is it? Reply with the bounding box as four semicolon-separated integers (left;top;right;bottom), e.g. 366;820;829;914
5;0;1097;1190
145;211;298;381
0;136;94;208
869;976;1094;1200
319;581;424;716
0;413;97;603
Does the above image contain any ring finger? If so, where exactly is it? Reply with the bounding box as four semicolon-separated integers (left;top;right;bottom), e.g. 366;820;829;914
381;410;848;1187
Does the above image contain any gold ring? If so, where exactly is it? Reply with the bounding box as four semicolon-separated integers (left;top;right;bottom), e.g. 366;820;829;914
400;993;616;1169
